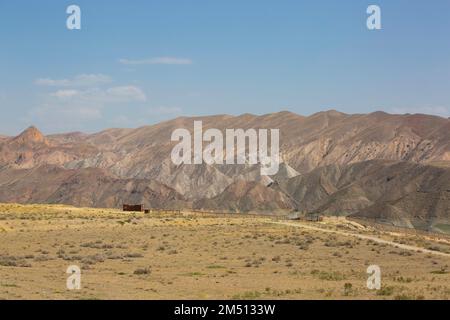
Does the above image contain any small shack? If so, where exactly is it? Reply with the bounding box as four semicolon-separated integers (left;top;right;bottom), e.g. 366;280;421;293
123;204;144;212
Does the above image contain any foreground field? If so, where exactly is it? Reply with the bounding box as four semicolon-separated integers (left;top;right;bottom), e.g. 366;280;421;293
0;203;449;300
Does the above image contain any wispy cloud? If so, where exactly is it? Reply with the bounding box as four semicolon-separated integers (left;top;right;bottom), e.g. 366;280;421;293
30;70;149;132
391;106;450;118
35;74;112;87
119;57;193;65
50;89;79;99
27;85;148;132
49;86;147;103
106;86;147;102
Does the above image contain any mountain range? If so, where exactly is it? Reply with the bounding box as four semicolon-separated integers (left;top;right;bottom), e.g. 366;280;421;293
0;110;449;232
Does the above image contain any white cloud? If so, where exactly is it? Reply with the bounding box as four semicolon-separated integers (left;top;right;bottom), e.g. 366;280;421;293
29;72;150;132
28;85;147;132
106;86;147;102
49;86;147;103
391;106;450;118
119;57;193;65
35;74;112;87
50;89;79;99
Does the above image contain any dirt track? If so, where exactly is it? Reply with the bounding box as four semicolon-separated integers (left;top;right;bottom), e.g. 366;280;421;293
270;221;450;258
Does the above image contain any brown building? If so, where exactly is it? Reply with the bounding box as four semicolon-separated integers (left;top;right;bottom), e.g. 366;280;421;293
123;204;144;212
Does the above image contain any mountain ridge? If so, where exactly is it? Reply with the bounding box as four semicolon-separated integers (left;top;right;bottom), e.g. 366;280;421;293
0;110;449;232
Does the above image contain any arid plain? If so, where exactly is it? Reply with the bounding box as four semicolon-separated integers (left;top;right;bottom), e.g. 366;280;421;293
0;203;449;300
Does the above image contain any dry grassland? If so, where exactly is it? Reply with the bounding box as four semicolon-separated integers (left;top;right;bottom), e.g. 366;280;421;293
0;203;449;300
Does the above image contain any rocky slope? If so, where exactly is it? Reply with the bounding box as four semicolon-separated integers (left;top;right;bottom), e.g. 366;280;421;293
0;111;449;231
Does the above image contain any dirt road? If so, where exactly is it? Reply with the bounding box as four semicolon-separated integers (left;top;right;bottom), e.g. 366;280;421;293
270;221;450;258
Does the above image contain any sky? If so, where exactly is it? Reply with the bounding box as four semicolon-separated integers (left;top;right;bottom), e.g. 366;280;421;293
0;0;449;134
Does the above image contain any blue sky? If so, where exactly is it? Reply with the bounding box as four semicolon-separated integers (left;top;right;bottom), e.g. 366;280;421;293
0;0;449;134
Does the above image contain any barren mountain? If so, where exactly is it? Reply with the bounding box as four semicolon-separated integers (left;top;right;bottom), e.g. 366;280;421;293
194;180;296;213
0;165;188;209
0;111;449;231
279;160;450;231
